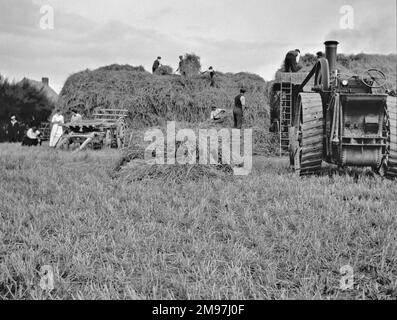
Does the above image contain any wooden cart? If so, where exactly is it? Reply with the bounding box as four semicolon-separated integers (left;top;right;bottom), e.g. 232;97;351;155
56;109;129;151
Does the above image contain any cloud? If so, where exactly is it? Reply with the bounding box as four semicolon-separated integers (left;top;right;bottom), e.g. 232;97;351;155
325;4;396;54
0;0;186;92
1;0;395;93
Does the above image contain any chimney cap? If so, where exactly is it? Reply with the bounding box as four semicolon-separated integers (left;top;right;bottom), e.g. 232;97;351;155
324;40;339;46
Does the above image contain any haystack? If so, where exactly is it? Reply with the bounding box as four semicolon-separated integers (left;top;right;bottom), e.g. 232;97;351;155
57;64;270;129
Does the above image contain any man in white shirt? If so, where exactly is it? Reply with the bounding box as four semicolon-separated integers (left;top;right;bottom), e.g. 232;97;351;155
70;109;83;123
22;127;41;146
210;106;226;123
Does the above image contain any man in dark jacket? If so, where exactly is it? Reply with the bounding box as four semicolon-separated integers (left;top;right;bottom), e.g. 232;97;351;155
284;49;302;72
316;51;324;59
152;56;162;73
233;89;247;129
6;116;20;142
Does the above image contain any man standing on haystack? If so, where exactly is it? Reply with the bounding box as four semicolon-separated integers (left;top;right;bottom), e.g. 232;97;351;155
202;66;215;87
175;55;185;75
152;56;162;74
284;49;302;72
6;115;20;142
233;89;247;129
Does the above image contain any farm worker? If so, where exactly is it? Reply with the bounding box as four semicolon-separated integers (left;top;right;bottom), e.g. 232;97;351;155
22;126;41;146
210;106;226;123
49;110;64;147
233;89;247;129
175;55;185;75
202;66;215;87
70;109;82;123
152;56;162;74
6;115;20;142
284;49;302;72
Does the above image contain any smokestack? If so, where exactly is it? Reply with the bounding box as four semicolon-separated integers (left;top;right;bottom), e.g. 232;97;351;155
42;77;49;86
324;41;339;75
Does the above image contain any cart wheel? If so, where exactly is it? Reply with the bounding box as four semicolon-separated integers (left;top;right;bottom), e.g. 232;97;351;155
55;136;70;150
117;120;127;149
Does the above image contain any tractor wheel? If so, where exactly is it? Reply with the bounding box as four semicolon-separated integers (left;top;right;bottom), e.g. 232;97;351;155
386;96;397;179
290;93;324;176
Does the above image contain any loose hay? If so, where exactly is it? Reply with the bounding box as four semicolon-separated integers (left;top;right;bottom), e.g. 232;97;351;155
114;122;242;182
115;161;233;183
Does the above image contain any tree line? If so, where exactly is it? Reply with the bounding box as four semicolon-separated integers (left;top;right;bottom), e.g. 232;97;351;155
0;75;54;142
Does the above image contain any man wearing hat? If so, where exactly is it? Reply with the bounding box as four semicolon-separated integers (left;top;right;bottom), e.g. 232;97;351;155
202;66;216;87
233;89;247;129
175;55;185;75
6;116;20;143
152;56;162;74
284;49;302;72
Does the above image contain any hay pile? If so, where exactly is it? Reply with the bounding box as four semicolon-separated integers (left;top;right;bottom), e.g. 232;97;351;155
113;120;277;182
57;64;270;129
115;161;233;183
114;123;235;182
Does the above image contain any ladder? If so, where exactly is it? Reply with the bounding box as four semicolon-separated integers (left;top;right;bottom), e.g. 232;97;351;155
279;78;293;156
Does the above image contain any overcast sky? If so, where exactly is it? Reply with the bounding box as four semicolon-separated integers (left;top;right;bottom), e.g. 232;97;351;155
0;0;396;93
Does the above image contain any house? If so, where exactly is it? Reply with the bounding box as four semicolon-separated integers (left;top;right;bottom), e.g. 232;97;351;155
18;77;59;104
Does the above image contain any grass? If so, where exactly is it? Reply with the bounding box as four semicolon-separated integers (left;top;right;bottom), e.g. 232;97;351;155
0;143;396;300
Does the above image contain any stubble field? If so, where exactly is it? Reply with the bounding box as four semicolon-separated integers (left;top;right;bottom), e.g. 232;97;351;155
0;143;396;300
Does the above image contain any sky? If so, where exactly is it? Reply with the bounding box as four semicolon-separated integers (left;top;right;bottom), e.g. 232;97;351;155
0;0;396;93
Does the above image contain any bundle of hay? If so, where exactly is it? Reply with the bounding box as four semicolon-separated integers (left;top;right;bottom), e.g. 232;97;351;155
57;63;270;129
155;65;173;76
252;127;279;156
114;120;278;182
114;133;234;183
180;53;201;76
115;121;260;182
116;162;233;183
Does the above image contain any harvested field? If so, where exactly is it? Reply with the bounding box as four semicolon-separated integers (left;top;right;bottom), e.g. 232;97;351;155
1;143;396;300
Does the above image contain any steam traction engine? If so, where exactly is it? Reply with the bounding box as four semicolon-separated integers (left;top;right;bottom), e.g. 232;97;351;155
289;41;397;178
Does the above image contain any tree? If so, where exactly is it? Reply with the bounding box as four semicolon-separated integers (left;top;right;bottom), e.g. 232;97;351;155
0;75;55;141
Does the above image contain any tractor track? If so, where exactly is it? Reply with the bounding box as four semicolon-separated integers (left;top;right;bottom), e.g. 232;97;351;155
298;93;324;176
387;96;397;178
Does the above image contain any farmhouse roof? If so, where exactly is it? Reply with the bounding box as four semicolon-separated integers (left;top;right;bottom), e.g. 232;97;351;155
19;78;59;104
